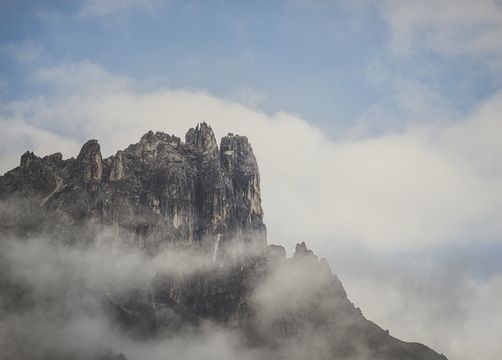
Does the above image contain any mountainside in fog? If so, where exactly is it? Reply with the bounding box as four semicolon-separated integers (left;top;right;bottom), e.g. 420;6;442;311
0;123;447;360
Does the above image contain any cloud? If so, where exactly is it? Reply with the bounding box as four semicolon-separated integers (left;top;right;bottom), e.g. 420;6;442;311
377;0;502;71
1;62;501;359
0;119;81;172
33;62;132;94
0;234;263;360
342;252;502;360
359;58;454;132
2;40;44;63
0;229;418;360
233;87;267;109
77;0;168;19
2;62;500;253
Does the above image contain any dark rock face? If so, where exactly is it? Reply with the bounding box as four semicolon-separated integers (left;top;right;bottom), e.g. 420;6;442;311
0;122;266;255
0;123;447;360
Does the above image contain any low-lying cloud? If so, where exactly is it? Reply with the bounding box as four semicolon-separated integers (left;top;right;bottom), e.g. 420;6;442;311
1;62;500;252
0;234;258;360
0;62;501;360
0;232;370;360
342;249;502;360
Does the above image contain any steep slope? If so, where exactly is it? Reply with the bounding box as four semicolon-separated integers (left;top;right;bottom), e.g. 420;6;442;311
0;123;447;360
0;122;265;255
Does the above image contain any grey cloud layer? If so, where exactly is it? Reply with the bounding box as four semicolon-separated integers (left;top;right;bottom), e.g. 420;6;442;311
342;251;502;360
0;62;501;360
0;235;256;360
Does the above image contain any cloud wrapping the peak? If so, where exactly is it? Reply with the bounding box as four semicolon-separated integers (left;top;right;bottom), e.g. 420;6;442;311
1;62;501;254
0;62;501;360
1;2;501;358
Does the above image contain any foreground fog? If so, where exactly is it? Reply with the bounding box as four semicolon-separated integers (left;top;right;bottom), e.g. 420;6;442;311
1;62;501;359
2;1;502;356
0;235;252;360
0;233;374;360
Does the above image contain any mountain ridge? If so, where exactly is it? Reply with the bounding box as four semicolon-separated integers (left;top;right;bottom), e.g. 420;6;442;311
0;123;448;360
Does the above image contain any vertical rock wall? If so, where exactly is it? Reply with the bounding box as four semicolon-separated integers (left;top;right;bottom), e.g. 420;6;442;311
0;123;267;256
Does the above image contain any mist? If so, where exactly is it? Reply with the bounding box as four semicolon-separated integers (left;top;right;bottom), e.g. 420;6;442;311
0;233;247;360
336;246;502;360
1;72;500;358
0;221;414;360
2;1;501;359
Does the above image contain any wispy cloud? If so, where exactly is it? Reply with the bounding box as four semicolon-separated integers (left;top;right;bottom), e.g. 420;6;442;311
1;62;501;359
343;250;502;360
76;0;169;19
2;40;44;64
377;0;502;71
1;62;501;252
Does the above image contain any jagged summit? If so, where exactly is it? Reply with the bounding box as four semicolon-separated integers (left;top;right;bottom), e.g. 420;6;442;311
185;121;218;152
1;123;266;256
0;123;447;360
76;139;102;182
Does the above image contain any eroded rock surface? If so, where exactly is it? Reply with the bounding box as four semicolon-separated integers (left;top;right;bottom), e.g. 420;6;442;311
0;123;447;360
0;122;266;256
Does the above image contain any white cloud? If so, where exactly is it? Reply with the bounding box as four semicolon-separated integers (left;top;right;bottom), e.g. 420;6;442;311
377;0;502;71
1;62;501;254
1;62;501;359
0;236;264;360
0;119;81;173
360;58;454;131
233;87;267;109
33;62;132;93
344;259;502;360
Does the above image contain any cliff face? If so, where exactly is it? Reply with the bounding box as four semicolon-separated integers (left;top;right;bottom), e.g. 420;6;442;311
0;122;266;257
0;123;447;360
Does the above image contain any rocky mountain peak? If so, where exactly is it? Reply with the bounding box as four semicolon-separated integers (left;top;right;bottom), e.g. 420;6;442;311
76;139;102;182
139;130;180;147
185;122;218;153
1;124;267;254
0;124;448;360
294;241;315;258
20;151;37;169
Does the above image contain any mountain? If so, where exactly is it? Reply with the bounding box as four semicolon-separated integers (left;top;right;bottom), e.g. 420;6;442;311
0;123;265;254
0;123;447;360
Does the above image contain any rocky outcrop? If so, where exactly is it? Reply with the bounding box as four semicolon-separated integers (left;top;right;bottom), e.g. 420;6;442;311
76;139;103;183
0;123;447;360
0;122;266;255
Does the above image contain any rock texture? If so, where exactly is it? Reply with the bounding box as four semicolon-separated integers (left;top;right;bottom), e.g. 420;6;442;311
0;123;447;360
0;122;266;256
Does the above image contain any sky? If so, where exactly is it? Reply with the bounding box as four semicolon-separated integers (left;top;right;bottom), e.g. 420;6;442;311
1;1;502;359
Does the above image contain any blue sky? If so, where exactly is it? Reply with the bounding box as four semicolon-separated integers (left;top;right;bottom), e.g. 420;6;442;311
1;1;502;359
1;0;498;132
0;1;380;128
